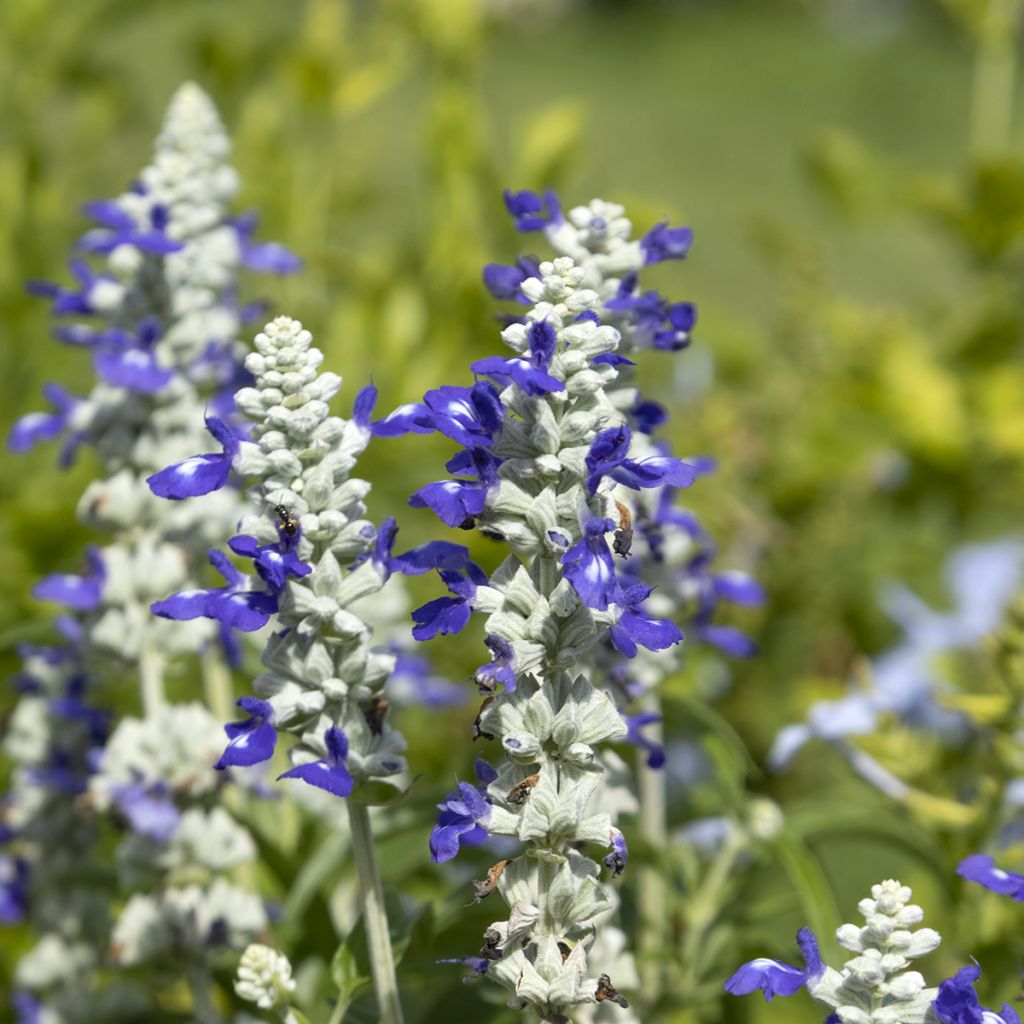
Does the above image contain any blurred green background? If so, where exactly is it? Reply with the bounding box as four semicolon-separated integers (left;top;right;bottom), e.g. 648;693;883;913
3;0;1024;1021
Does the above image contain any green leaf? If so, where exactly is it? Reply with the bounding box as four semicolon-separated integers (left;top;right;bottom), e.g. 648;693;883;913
774;834;841;950
330;942;371;1016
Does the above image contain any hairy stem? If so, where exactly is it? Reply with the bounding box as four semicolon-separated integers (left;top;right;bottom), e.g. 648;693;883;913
345;800;404;1024
185;959;221;1024
139;646;166;718
201;645;235;723
636;697;667;998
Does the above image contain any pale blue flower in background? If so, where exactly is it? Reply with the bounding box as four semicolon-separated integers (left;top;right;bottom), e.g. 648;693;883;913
769;539;1024;773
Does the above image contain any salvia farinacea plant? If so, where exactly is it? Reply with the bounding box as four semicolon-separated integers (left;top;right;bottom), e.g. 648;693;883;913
5;83;299;1022
376;186;730;1021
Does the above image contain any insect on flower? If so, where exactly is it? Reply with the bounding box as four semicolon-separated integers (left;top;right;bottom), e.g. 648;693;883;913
613;501;634;559
274;504;299;537
506;773;540;805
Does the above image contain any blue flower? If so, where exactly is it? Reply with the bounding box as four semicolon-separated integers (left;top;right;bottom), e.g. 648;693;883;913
227;534;312;592
561;517;617;611
370;402;435;437
438;957;490;975
361;514;472;583
609;582;683;658
724;928;824;1001
411;563;489;641
623;712;666;769
640;222;694;265
429;758;497;863
483;257;538;302
933;964;1021;1024
957;854;1024;900
472;320;564;396
28;258;118;316
215;697;278;770
409;449;502;528
606;275;697;351
231;212;303;273
78;199;184;255
33;547;106;611
151;549;277;632
147;413;242;499
0;855;29;924
278;726;355;799
604;827;628;877
425;382;505;449
389;648;467;707
8;382;83;464
503;188;563;232
475;633;518;693
110;781;181;842
92;318;174;394
585;424;696;496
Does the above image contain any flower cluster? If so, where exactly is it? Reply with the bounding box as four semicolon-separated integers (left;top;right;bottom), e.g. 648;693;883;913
150;315;451;800
726;878;1020;1024
383;221;717;1017
5;83;296;1020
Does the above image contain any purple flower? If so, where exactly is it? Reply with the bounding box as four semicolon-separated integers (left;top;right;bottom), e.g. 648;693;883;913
475;634;518;693
606;275;697;352
12;991;45;1024
503;188;563;232
371;402;435;437
724;929;824;1002
215;697;278;769
151;549;277;632
351;384;378;439
227;534;312;592
640;222;693;265
483;257;538;302
278;726;354;799
33;547;106;611
147;414;242;499
361;514;474;584
957;854;1024;900
28;258;118;316
8;383;82;464
933;964;1022;1024
231;212;303;273
424;382;505;449
390;649;467;707
410;449;502;528
472;320;564;396
630;397;668;435
438;957;490;975
561;517;617;611
111;781;181;842
0;855;29;924
689;561;764;659
609;583;683;658
429;758;497;863
604;827;628;877
412;564;489;641
623;712;666;769
585;424;697;496
93;318;174;394
78;199;184;255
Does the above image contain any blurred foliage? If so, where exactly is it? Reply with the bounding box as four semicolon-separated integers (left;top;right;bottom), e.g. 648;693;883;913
4;0;1024;1022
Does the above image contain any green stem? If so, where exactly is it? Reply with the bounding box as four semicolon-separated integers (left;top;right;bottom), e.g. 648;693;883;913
201;645;235;723
139;646;166;718
185;959;221;1024
636;696;668;998
969;0;1023;157
345;801;404;1024
680;829;744;996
